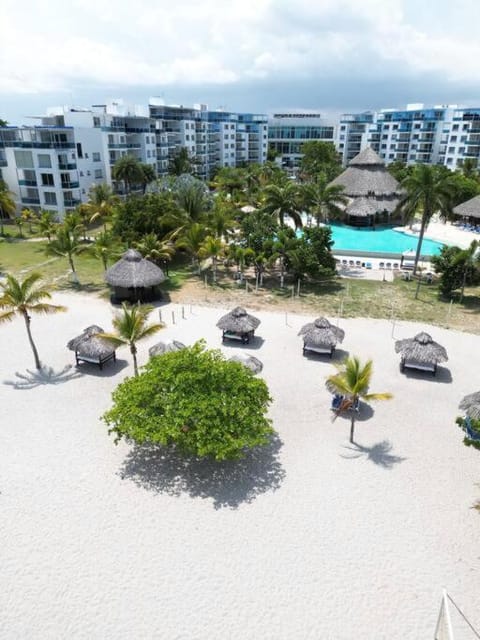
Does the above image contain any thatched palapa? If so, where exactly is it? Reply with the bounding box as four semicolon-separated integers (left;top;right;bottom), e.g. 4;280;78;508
67;325;105;351
459;391;480;420
217;307;261;344
452;194;480;220
329;147;403;226
229;353;263;374
105;249;165;303
149;340;186;358
299;317;345;346
395;332;448;375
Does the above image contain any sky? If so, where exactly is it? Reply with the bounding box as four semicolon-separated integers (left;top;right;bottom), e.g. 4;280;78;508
2;0;480;124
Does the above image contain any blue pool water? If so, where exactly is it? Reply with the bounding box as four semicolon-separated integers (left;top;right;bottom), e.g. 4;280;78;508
326;224;444;255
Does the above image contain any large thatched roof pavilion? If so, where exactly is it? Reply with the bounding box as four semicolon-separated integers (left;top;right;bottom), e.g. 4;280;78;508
395;331;448;376
452;194;480;222
329;147;403;226
105;249;165;303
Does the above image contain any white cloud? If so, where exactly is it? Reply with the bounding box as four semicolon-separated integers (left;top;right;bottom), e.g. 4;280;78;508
1;0;480;97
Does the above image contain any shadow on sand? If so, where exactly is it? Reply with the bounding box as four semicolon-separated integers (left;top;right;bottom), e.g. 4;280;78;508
340;439;406;469
118;433;286;509
401;366;453;384
3;364;83;389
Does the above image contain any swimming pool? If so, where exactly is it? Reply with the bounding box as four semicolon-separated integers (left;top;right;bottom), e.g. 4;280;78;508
326;224;444;255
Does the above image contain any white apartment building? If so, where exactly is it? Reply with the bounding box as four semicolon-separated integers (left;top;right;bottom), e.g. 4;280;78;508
337;103;480;170
267;113;336;172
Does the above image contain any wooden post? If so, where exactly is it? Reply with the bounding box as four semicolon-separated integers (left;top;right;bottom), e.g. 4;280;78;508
158;309;162;323
297;279;301;297
182;306;185;319
446;299;453;328
204;274;207;288
291;285;295;299
171;311;175;324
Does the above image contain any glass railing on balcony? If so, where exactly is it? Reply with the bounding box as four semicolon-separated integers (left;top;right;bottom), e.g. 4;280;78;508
18;179;38;186
10;141;75;149
64;198;81;207
58;162;77;170
61;182;80;189
21;197;41;204
108;143;128;149
0;158;7;167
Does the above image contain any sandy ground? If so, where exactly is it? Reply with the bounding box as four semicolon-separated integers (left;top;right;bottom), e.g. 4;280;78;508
1;291;479;639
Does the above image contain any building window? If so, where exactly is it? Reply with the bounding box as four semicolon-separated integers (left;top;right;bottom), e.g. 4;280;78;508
36;153;51;168
452;124;459;131
76;143;83;158
459;147;465;154
93;117;100;127
461;136;467;142
41;173;54;186
463;124;469;131
94;169;103;179
44;192;57;205
446;157;453;164
448;147;455;153
450;136;457;142
92;152;101;162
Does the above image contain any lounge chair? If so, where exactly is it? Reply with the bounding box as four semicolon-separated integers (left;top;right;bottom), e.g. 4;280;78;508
355;260;362;267
379;261;385;269
303;342;335;358
348;260;354;267
365;262;373;269
331;394;343;411
386;262;392;269
393;263;399;269
400;357;437;376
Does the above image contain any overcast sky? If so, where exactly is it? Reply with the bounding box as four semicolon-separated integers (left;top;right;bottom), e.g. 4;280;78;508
2;0;480;124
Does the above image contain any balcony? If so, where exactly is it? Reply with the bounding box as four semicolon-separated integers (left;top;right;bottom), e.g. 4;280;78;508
0;158;7;167
108;143;128;149
64;198;81;207
21;197;41;204
18;179;38;186
9;141;75;149
58;162;77;170
61;181;80;189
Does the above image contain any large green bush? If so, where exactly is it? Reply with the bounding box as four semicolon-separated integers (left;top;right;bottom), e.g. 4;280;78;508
103;341;274;460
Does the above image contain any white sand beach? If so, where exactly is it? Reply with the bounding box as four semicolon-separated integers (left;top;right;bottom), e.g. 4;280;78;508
1;291;479;639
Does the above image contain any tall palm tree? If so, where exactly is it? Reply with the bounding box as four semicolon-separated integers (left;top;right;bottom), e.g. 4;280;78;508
89;231;121;272
0;179;16;235
98;303;163;376
272;228;297;287
302;175;348;225
0;273;66;370
21;208;37;234
112;155;143;194
134;233;175;265
398;165;455;275
262;181;303;228
45;227;87;284
454;239;480;302
87;183;119;231
174;176;209;222
140;163;157;194
199;235;224;283
207;199;236;241
168;147;195;176
175;222;207;272
36;210;58;241
326;357;393;443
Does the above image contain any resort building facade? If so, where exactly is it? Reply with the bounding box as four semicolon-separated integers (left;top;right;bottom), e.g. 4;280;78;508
267;113;335;173
0;100;268;217
337;103;480;169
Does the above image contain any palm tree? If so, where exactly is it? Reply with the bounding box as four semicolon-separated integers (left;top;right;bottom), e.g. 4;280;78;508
207;199;236;241
454;239;480;302
199;235;224;283
36;210;58;241
398;165;456;275
461;157;478;179
326;357;393;443
262;181;303;228
174;176;209;222
134;233;175;265
112;155;143;194
302;175;348;225
272;228;297;288
139;163;157;194
175;222;207;272
98;303;163;376
0;179;16;235
87;183;119;231
168;147;195;176
21;208;37;234
0;273;66;370
45;227;87;284
89;231;121;271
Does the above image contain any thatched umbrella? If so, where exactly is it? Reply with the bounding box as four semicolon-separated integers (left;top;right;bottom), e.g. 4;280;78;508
149;339;186;358
395;332;448;367
229;353;263;374
299;317;345;347
75;335;115;359
453;194;480;220
105;249;165;303
67;325;105;351
459;391;480;420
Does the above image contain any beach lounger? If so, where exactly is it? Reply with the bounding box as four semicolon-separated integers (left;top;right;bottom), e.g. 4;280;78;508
303;343;335;358
400;357;437;376
379;261;385;269
386;262;392;269
365;262;373;269
355;260;362;267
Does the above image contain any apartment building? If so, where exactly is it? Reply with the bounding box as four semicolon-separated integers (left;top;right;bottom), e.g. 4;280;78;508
337;103;480;170
267;113;336;172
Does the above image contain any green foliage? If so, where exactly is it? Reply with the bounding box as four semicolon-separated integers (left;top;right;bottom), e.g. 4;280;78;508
112;192;179;242
285;226;336;280
262;181;303;228
241;210;278;254
134;232;174;265
301;174;348;225
112;155;144;193
387;161;414;183
299;141;342;181
449;171;480;207
432;241;480;298
168;147;196;176
456;416;480;451
102;341;274;460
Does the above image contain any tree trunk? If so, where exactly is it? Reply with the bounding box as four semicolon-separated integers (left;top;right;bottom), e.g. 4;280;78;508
460;266;468;303
413;213;428;276
68;255;79;284
212;257;217;283
102;255;108;271
23;311;42;370
349;413;356;443
130;343;138;377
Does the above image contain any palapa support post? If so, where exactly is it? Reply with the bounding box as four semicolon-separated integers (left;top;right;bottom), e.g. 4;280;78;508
158;309;162;323
171;311;175;324
182;306;185;320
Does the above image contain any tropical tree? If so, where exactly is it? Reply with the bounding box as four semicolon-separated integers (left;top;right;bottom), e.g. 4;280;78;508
140;163;157;194
397;165;456;275
262;181;303;228
89;231;121;271
75;204;92;241
98;303;163;376
36;210;57;241
175;222;207;271
199;235;224;283
21;208;37;234
302;174;348;225
102;341;273;461
168;147;196;176
0;179;16;235
173;175;210;222
112;155;144;194
460;157;478;180
206;198;236;240
326;357;393;443
0;273;66;370
434;240;480;301
272;228;297;287
134;232;175;265
87;183;119;231
299;141;342;181
211;166;246;197
45;226;87;284
0;118;8;127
